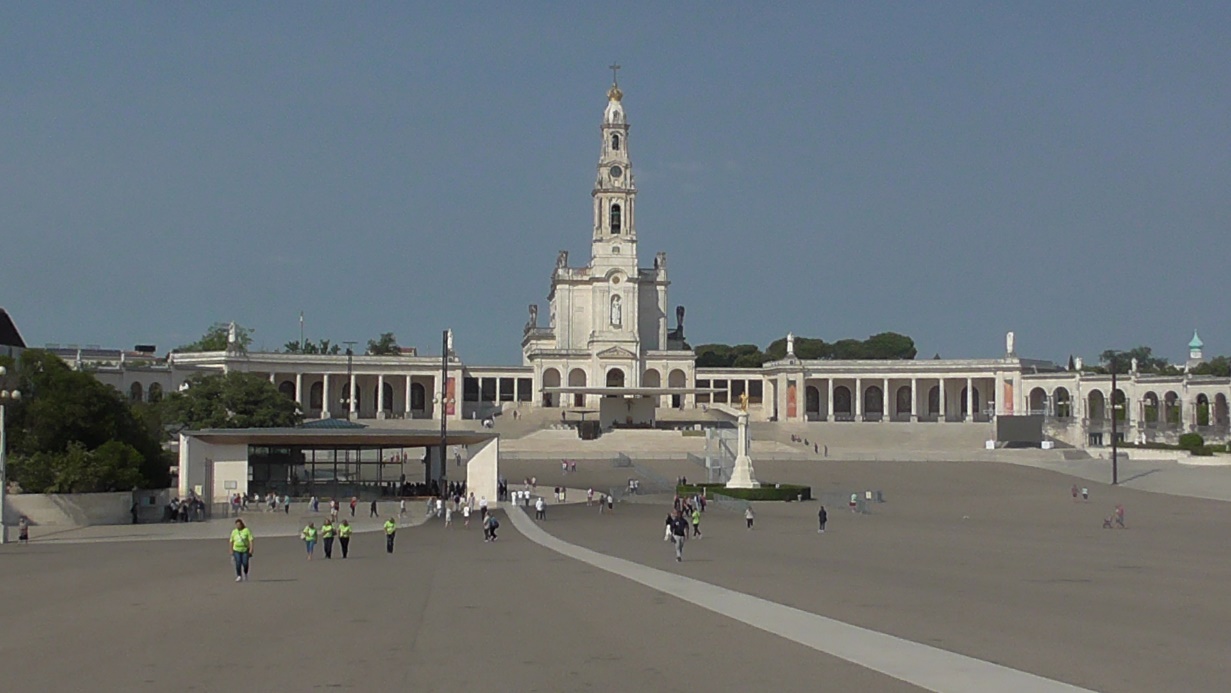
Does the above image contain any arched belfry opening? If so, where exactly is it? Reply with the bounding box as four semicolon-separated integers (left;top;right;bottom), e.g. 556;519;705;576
611;203;622;234
611;133;620;150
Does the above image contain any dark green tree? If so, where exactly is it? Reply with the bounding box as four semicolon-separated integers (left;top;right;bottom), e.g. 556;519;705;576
1193;356;1231;378
1;350;170;490
163;372;302;429
1099;346;1170;374
862;332;917;359
178;323;253;353
367;332;400;355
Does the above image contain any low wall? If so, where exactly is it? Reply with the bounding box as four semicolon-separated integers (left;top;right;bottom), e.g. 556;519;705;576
3;489;174;528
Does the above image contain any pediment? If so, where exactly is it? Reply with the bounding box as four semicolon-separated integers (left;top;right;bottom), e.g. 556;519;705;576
597;346;637;360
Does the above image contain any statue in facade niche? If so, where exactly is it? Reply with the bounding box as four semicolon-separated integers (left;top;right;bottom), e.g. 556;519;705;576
610;295;622;328
527;304;538;329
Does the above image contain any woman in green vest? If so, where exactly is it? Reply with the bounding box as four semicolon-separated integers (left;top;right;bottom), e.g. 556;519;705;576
384;517;397;554
321;518;335;559
230;519;254;582
301;522;318;560
338;520;352;558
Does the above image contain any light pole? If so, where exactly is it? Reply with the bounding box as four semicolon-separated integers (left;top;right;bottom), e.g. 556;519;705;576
0;366;23;545
438;329;449;494
1110;357;1119;485
343;341;357;421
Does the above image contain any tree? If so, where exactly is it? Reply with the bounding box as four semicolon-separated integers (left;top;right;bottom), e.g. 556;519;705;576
283;338;341;355
178;323;253;353
862;332;917;360
367;332;400;355
2;350;170;490
163;372;302;429
1099;346;1170;374
8;441;145;494
1193;356;1231;378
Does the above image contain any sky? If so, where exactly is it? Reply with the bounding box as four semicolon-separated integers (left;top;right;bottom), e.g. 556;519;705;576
2;3;1228;366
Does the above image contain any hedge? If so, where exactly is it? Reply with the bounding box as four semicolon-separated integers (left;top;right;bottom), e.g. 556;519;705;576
677;483;812;502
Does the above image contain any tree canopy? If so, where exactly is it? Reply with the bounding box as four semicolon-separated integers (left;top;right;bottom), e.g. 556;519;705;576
367;332;400;355
697;332;917;367
177;322;253;353
1;350;170;492
1097;346;1175;374
283;338;342;354
162;371;303;429
1192;356;1231;377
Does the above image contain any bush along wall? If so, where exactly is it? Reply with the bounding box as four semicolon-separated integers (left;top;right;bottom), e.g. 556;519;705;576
677;483;812;502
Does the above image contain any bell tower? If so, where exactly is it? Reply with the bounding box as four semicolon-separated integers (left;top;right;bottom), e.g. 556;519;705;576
591;65;637;272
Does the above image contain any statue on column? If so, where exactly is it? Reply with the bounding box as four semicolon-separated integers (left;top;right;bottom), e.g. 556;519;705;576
1074;356;1083;371
446;329;454;354
1130;357;1138;374
556;250;569;269
787;332;796;357
227;321;238;345
1005;331;1015;356
527;304;538;330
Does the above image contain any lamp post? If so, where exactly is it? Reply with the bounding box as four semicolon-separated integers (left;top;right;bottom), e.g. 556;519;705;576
438;329;449;495
343;341;357;421
0;366;23;545
1110;356;1119;485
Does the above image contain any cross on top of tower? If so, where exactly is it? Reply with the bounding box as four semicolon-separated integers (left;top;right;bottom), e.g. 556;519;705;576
609;63;621;86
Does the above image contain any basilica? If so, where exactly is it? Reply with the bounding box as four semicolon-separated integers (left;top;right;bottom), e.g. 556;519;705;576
44;81;1231;449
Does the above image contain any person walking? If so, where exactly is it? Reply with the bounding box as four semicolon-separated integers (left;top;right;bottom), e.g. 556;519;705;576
338;520;352;558
462;503;472;527
691;507;702;538
444;505;453;528
745;506;754;530
18;516;30;544
321;518;335;559
350;497;357;517
301;522;318;560
368;499;377;518
664;512;674;541
1081;487;1089;502
311;496;319;513
384;517;397;554
483;513;499;542
535;496;545;520
818;506;828;533
283;494;291;514
669;510;689;562
229;519;254;582
399;499;407;517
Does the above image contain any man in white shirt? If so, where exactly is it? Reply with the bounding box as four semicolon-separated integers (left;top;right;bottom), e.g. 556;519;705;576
535;497;546;520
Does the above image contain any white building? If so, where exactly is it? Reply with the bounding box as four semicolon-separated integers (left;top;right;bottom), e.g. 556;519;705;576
59;82;1230;449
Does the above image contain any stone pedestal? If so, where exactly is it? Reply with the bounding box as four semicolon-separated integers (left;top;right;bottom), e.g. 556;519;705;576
726;411;760;489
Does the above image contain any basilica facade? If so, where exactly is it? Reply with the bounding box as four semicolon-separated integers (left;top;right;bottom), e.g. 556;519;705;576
54;82;1230;448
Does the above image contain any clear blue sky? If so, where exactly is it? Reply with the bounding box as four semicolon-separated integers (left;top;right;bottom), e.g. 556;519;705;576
3;3;1228;366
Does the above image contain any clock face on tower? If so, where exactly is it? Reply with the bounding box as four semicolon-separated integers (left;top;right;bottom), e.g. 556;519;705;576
609;165;623;179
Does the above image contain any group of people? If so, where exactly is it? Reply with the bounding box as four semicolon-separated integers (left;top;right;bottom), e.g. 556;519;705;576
166;496;205;522
298;517;357;559
559;459;578;473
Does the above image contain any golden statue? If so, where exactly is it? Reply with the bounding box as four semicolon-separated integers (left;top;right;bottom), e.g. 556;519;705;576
739;391;750;412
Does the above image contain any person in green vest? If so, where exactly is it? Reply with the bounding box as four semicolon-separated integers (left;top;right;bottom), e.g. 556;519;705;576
384;517;397;554
301;522;318;560
321;518;335;559
229;519;254;582
338;519;353;558
691;507;702;538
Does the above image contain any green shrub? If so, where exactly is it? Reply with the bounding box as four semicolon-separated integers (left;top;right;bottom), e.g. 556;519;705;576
677;483;812;502
1178;433;1205;451
1192;446;1216;457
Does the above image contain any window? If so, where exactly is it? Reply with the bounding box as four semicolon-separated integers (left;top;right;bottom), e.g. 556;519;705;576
749;380;763;404
480;378;497;403
463;377;480;402
499;377;515;402
611;203;622;234
612;134;620;150
696;379;710;405
516;378;532;402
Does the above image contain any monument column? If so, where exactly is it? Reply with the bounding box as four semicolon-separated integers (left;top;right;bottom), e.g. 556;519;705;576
965;377;974;421
793;375;804;421
939;378;947;422
322;374;331;419
377;374;386;419
294;373;303;411
827;378;834;422
776;373;788;422
855;378;863;422
348;373;357;419
883;377;890;422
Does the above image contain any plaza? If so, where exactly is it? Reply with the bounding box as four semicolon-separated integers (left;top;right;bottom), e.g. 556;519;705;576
4;454;1231;692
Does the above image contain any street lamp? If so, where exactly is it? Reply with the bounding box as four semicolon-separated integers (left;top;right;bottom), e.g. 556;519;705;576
437;329;450;494
0;366;23;545
1109;356;1120;485
343;341;357;421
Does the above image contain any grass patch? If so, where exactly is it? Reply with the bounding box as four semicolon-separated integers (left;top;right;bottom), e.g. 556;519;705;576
677;483;811;502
